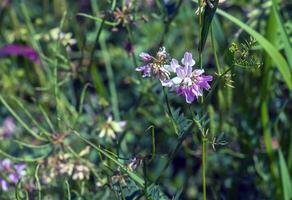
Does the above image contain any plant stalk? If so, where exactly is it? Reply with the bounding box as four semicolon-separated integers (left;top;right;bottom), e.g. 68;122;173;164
202;134;207;200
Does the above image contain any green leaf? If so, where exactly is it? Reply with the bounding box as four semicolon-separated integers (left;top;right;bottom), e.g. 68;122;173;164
278;150;292;200
199;0;219;53
91;64;107;98
278;149;292;200
271;0;292;68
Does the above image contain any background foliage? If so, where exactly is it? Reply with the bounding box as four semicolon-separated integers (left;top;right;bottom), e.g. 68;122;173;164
0;0;291;199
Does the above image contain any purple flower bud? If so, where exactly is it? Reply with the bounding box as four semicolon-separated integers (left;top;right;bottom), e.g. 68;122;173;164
139;52;152;62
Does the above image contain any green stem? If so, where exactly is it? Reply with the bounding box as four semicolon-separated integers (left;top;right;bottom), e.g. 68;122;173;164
0;95;47;141
125;24;138;67
162;87;178;135
202;135;207;200
71;130;144;187
210;26;221;74
99;38;120;121
198;0;203;68
54;11;67;130
88;18;105;69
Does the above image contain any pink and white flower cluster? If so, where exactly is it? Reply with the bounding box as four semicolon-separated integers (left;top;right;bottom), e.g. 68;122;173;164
136;48;213;103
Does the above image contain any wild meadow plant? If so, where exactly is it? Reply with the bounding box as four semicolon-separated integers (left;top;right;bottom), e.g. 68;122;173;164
0;0;292;199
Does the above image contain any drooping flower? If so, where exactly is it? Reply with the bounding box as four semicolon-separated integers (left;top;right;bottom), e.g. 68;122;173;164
162;52;213;103
135;47;171;81
99;117;127;140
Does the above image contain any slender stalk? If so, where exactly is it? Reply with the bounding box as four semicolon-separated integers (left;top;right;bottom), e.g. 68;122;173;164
193;117;207;200
158;0;183;46
125;24;138;67
210;26;221;74
88;18;105;69
202;134;207;200
0;95;47;141
93;0;120;121
100;39;120;121
71;130;144;187
35;164;42;200
54;11;67;130
162;87;178;135
198;0;203;68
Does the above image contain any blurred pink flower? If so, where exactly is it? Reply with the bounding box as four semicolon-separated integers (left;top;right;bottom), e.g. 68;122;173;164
0;44;41;65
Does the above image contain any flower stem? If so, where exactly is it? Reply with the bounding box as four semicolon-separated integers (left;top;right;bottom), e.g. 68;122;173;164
100;38;120;121
125;24;138;67
198;0;203;68
202;134;207;200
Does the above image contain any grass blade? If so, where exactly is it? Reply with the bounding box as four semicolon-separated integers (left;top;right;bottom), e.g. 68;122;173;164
271;0;292;68
278;150;292;200
215;8;292;90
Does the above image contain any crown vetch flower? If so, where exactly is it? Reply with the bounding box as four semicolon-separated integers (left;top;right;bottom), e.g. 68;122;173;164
162;52;213;103
135;47;171;81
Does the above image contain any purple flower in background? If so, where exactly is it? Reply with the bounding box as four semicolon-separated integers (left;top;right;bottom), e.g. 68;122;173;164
0;178;9;191
162;52;213;103
9;164;26;183
0;44;41;65
0;159;12;170
15;164;27;176
0;117;16;139
0;159;26;191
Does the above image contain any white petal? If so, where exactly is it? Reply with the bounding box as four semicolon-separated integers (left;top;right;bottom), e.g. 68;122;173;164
172;77;183;85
